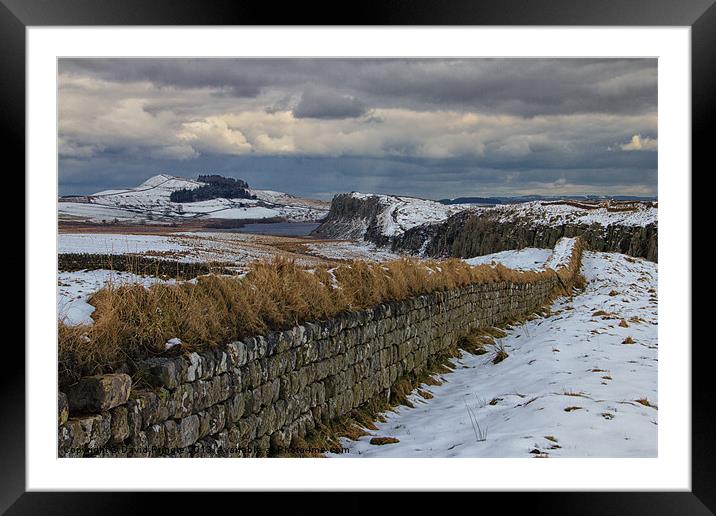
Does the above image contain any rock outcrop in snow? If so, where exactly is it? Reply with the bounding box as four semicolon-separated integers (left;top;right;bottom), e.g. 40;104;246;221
396;205;657;262
312;192;469;245
315;193;658;262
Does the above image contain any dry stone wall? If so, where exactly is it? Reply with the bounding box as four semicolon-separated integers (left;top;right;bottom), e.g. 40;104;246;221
58;241;582;458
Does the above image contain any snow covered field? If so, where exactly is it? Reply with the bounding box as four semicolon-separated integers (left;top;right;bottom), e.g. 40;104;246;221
306;241;405;262
58;233;189;255
329;251;658;458
58;231;327;265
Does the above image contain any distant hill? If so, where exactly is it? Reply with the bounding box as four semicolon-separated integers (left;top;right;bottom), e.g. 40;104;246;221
58;173;329;224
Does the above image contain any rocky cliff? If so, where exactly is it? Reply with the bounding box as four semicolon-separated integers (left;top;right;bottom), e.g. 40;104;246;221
312;192;467;246
394;210;658;262
314;194;658;262
312;193;388;243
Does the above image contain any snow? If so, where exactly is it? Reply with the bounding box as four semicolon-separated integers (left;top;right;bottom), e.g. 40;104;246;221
57;203;145;222
462;237;577;272
58;233;188;255
57;269;174;326
306;241;405;262
57;231;327;267
329;251;657;458
165;337;182;350
489;201;657;228
464;248;552;271
545;237;578;270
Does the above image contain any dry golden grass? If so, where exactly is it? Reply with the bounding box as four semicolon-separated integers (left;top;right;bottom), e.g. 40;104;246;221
59;239;584;384
635;398;658;409
369;437;400;445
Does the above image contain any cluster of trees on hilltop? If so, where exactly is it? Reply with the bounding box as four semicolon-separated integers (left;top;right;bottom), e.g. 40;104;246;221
170;175;256;203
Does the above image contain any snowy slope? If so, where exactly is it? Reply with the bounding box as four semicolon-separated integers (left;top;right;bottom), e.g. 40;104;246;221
464;248;552;271
370;194;470;237
58;174;329;223
330;251;658;458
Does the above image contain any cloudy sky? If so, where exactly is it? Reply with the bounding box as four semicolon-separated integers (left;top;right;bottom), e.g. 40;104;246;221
58;58;657;200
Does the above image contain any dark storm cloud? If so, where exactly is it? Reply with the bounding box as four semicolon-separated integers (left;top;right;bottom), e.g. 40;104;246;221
58;58;658;198
59;58;656;116
293;86;366;119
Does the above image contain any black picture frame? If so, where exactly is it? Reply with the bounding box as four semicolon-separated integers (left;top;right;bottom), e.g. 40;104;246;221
4;0;708;513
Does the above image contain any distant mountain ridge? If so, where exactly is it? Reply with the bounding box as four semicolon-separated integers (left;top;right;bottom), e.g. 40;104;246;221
440;194;658;205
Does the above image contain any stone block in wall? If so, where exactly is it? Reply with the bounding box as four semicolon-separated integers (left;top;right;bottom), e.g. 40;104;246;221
225;341;248;368
208;404;227;436
185;352;203;382
71;413;111;452
304;339;319;364
58;424;75;457
146;423;166;448
226;393;245;423
64;418;87;451
227;425;242;452
258;336;271;360
109;405;129;444
270;425;292;452
177;414;200;448
270;377;281;404
242;360;263;390
278;375;291;400
256;404;277;438
271;329;291;355
219;373;233;401
266;353;285;380
199;350;216;380
273;398;288;429
250;388;262;414
129;430;150;458
193;429;230;457
255;435;271;457
238;414;259;444
66;373;132;414
163;419;178;448
135;357;183;390
192;380;210;412
206;374;230;406
129;390;162;428
170;383;194;419
58;392;69;426
214;349;229;375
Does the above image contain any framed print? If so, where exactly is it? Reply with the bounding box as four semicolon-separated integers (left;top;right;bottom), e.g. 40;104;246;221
4;0;710;512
